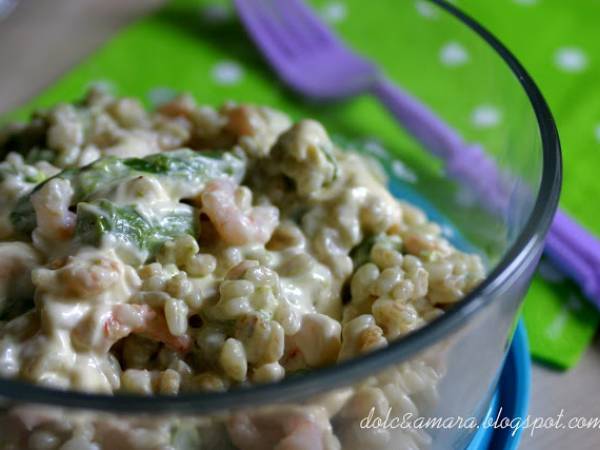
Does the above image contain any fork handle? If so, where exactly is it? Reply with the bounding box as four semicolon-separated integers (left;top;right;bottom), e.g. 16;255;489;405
371;77;466;160
545;211;600;308
371;76;508;211
371;76;600;309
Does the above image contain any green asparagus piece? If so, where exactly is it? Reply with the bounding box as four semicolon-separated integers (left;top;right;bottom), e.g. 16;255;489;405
11;149;246;234
76;199;197;262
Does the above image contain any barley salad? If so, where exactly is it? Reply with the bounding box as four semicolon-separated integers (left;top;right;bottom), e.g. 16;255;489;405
0;88;484;449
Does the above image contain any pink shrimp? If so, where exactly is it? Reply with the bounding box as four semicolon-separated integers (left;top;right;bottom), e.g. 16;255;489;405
201;178;279;246
102;304;191;353
228;410;326;450
31;178;76;241
277;417;325;450
6;405;58;431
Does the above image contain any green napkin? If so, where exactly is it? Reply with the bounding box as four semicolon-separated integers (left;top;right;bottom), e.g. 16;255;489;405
3;0;598;369
457;0;600;369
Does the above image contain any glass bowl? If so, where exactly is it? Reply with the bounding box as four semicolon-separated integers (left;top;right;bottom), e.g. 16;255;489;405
0;0;561;449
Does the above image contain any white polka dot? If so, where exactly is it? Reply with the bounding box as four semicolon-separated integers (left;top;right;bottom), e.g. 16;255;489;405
391;160;418;184
471;105;502;128
546;293;585;339
415;0;438;19
554;47;588;73
546;312;566;340
147;87;177;106
200;4;231;23
594;124;600;143
440;42;469;67
211;61;244;85
320;1;347;23
363;139;389;159
537;259;565;283
513;0;538;5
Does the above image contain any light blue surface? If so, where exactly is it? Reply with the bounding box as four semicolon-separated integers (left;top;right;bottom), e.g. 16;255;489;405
466;391;500;450
466;321;531;450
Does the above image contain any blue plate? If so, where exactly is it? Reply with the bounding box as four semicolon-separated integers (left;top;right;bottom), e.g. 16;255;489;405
466;321;531;450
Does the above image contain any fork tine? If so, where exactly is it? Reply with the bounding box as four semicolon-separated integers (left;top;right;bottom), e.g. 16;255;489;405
270;0;327;51
280;0;340;46
234;0;296;62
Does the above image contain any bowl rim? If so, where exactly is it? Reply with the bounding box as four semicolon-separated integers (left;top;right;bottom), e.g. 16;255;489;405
0;0;561;413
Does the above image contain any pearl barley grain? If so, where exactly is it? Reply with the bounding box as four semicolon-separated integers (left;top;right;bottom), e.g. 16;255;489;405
219;338;247;382
164;298;189;336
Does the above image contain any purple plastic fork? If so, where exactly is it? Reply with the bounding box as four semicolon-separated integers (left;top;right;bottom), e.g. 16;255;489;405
234;0;600;309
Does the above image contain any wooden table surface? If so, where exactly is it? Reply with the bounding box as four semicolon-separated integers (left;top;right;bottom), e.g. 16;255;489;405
0;1;598;449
